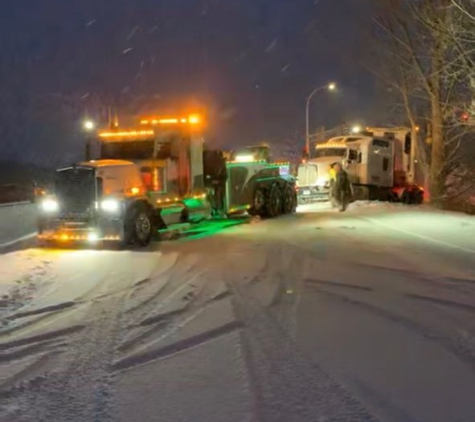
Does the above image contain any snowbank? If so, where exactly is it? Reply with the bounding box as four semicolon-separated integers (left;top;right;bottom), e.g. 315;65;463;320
446;165;475;214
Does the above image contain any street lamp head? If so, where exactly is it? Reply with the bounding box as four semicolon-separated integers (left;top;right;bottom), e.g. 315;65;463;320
83;120;95;131
328;82;336;91
351;125;362;134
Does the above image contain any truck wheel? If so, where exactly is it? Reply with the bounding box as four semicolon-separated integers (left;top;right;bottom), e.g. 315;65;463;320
265;184;282;218
124;203;154;247
401;190;411;204
282;185;296;214
413;188;424;205
249;188;266;216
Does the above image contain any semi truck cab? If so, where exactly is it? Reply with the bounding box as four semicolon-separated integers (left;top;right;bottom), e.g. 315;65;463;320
37;160;158;246
296;145;346;203
296;128;423;204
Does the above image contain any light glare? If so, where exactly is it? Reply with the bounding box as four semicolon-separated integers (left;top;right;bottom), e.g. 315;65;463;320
101;199;120;213
41;198;59;213
84;120;95;131
88;233;99;242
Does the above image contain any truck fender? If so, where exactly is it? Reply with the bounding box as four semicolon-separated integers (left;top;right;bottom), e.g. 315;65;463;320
125;199;164;229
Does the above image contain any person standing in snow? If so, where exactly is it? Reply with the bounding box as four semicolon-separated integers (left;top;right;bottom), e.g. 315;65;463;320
331;162;352;212
328;163;338;209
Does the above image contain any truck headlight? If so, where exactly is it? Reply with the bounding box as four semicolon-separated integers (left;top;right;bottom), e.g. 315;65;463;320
101;199;120;213
88;232;99;242
40;198;59;213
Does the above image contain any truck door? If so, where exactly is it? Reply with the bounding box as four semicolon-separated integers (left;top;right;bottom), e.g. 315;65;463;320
226;165;250;210
369;138;392;187
345;148;360;184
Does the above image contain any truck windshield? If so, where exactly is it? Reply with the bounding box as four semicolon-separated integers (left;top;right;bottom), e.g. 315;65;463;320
315;148;346;158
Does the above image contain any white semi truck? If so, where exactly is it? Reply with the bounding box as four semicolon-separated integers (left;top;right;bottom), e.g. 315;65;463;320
296;127;424;204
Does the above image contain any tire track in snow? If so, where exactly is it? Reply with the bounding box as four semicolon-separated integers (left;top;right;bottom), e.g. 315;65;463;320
226;271;380;422
278;226;475;307
0;350;62;399
313;287;475;371
124;254;198;317
305;278;374;292
0;338;64;364
204;238;380;422
25;253;188;419
0;325;85;351
112;320;244;372
1;249;230;420
405;293;475;313
2;275;136;422
6;301;77;320
114;268;232;367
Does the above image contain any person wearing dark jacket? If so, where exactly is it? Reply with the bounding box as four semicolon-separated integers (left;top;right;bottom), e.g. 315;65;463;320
330;162;352;211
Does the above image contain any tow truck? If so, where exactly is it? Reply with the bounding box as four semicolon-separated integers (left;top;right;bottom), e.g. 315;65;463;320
296;126;424;205
37;114;297;247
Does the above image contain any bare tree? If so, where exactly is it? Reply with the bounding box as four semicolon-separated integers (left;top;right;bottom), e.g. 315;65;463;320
368;0;475;205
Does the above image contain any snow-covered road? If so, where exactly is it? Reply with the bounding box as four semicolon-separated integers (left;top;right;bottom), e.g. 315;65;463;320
1;202;474;422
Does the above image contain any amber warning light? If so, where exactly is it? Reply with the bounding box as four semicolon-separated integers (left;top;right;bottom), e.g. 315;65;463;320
98;130;154;139
140;114;202;126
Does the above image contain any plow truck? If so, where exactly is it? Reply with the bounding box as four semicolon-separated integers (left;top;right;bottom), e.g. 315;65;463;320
37;115;296;247
296;127;424;205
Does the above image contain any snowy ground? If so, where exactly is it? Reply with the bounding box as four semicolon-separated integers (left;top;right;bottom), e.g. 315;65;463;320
1;201;475;422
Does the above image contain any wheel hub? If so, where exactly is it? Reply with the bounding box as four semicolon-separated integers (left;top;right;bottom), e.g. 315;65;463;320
254;190;265;210
135;213;151;240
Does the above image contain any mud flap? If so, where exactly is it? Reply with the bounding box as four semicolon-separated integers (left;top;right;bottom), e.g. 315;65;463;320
152;208;167;233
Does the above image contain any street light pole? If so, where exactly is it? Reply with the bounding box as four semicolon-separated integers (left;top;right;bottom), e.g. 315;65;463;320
305;82;336;157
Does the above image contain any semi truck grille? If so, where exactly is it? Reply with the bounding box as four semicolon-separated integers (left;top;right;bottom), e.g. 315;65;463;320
55;167;97;214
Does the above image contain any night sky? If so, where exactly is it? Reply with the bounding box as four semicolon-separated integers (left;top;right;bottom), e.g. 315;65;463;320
0;0;376;165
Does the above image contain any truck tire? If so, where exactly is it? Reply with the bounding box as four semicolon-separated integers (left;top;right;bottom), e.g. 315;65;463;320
248;188;266;216
413;190;424;205
282;184;296;214
124;202;154;247
264;184;282;218
401;190;411;204
354;186;370;201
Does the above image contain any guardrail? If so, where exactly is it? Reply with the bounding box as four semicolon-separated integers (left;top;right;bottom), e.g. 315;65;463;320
0;202;37;251
0;200;33;208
